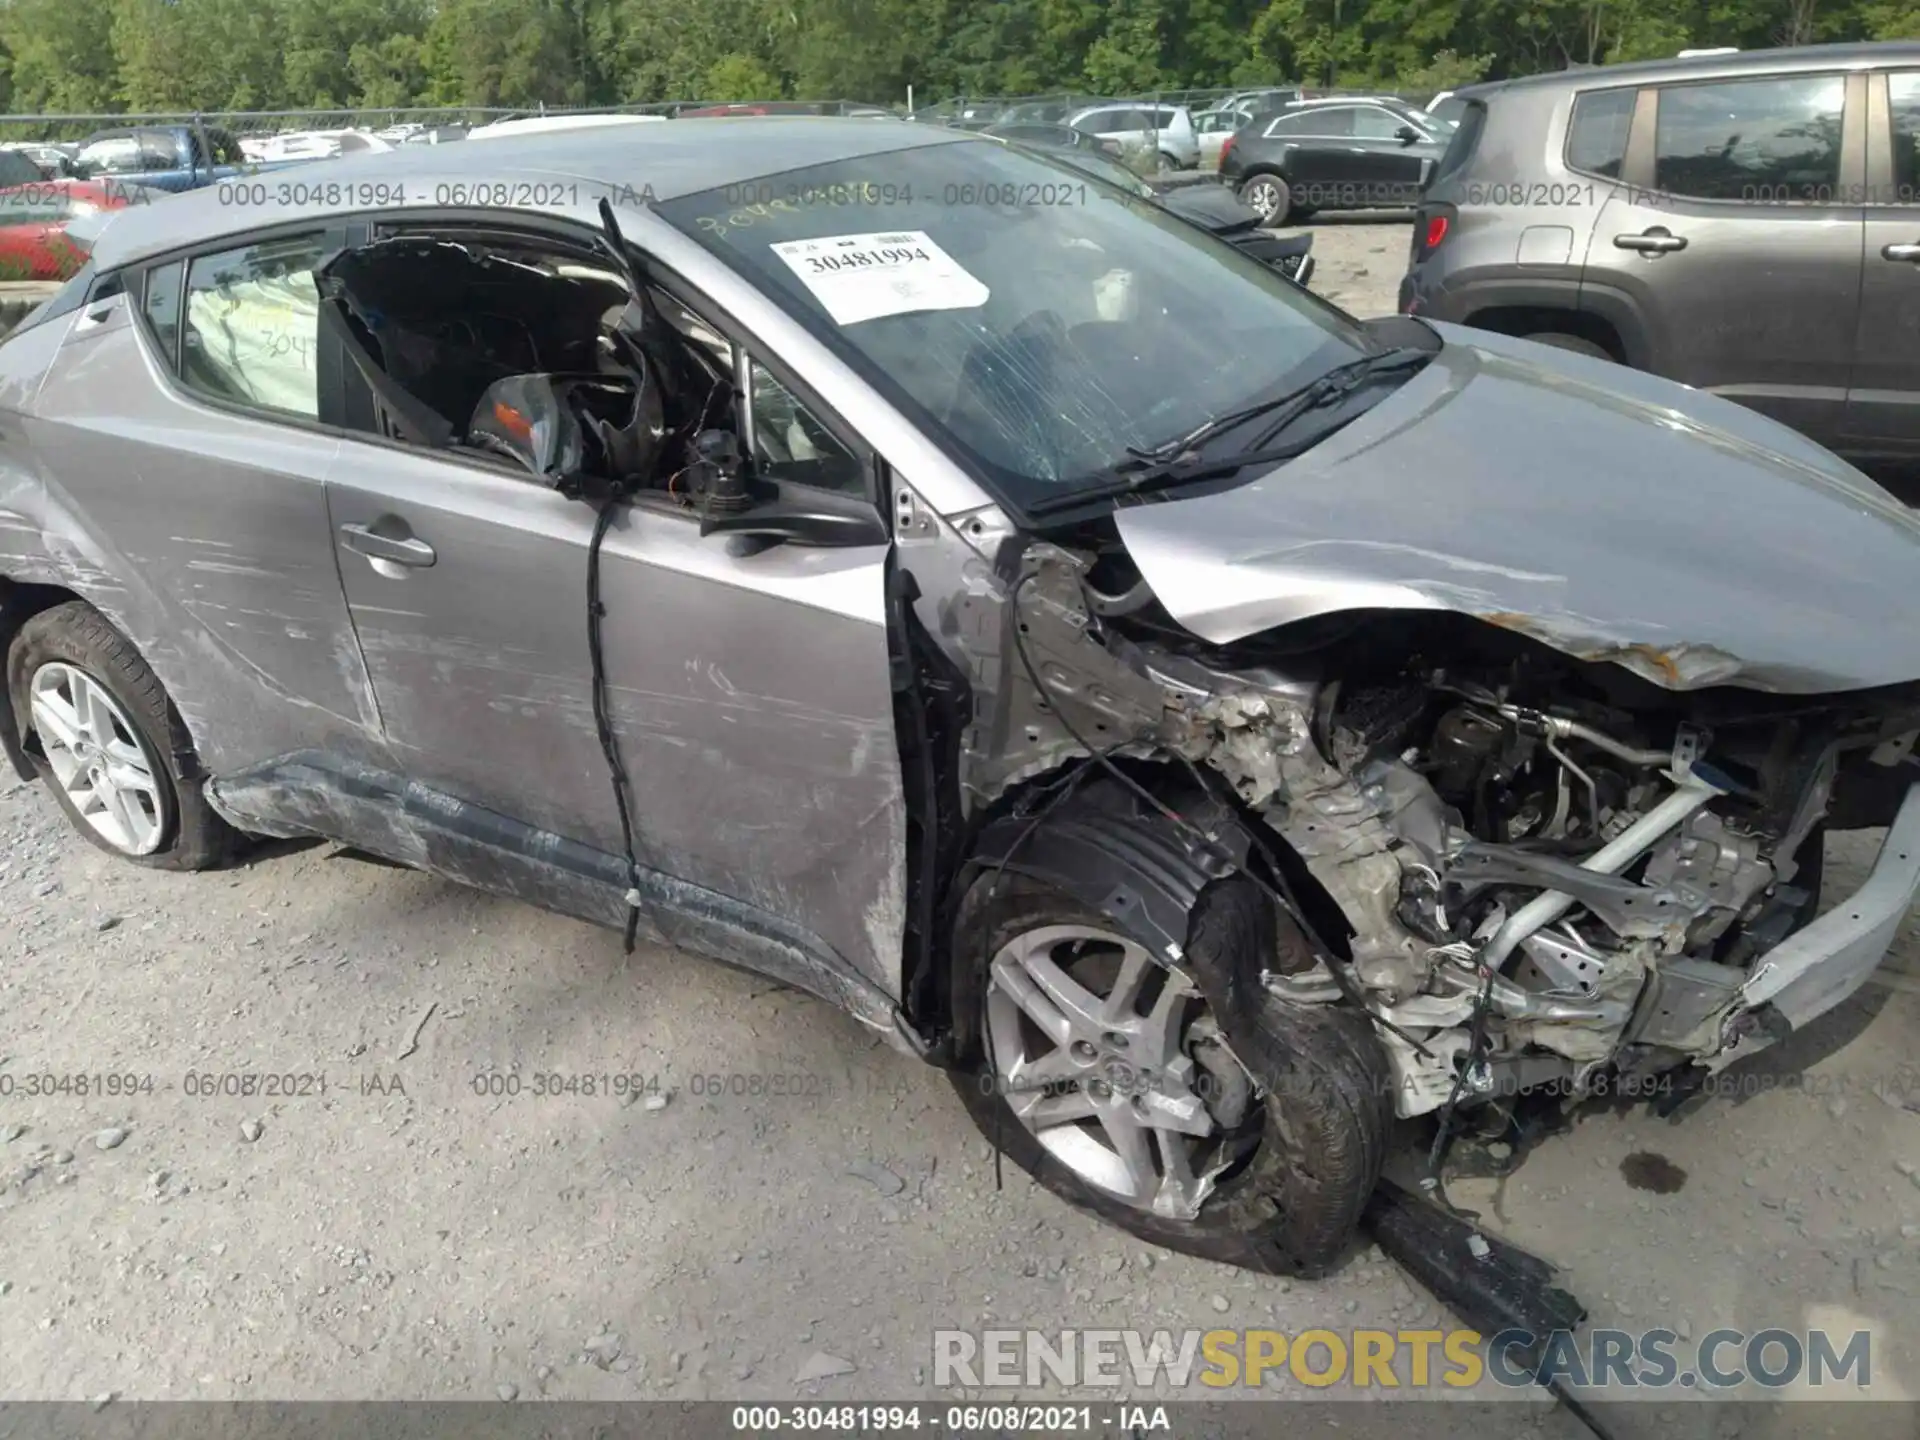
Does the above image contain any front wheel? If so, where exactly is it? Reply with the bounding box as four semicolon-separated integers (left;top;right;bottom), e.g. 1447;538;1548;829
948;870;1392;1275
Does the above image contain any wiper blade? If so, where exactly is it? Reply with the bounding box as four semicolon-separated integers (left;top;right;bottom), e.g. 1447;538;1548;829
1027;345;1432;517
1125;345;1431;466
1028;423;1345;515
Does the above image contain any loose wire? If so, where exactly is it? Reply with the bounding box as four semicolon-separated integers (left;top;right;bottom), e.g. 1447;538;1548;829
586;494;656;953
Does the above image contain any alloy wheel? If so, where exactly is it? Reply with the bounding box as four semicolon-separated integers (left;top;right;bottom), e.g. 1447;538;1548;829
28;661;167;855
1241;178;1284;221
984;923;1259;1220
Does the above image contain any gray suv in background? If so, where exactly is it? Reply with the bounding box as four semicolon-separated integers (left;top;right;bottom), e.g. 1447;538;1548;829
1399;43;1920;471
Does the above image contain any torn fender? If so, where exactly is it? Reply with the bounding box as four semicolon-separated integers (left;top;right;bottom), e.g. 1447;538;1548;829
1114;323;1920;694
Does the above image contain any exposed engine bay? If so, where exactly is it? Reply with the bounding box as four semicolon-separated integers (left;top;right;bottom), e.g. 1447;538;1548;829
951;540;1920;1122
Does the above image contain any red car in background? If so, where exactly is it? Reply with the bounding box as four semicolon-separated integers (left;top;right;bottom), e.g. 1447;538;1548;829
0;180;135;281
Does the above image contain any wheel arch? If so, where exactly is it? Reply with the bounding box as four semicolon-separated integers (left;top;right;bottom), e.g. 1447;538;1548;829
948;766;1358;1059
965;771;1252;973
1236;163;1292;187
0;576;84;780
1457;303;1628;362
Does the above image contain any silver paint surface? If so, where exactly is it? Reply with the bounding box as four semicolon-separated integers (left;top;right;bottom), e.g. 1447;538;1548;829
1115;323;1920;692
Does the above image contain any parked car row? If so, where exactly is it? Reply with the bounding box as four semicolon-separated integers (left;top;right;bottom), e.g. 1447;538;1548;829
996;136;1316;285
1401;40;1920;475
1;116;1915;1294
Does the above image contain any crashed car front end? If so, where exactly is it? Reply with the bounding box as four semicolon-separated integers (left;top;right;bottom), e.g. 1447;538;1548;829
945;534;1920;1124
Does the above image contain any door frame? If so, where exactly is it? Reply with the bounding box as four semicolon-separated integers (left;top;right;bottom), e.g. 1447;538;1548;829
302;208;920;1032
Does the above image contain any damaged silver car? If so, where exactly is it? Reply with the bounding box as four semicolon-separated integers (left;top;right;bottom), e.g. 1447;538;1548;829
4;120;1920;1275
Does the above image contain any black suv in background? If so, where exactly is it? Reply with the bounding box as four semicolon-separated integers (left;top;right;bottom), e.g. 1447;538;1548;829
1400;43;1920;472
1220;96;1451;223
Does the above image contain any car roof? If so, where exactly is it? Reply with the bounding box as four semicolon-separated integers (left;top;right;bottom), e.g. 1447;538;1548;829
1459;39;1920;98
1284;94;1407;107
85;117;973;272
467;113;668;138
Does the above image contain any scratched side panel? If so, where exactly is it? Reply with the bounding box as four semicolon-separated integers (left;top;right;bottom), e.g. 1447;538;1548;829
13;298;387;776
327;444;908;999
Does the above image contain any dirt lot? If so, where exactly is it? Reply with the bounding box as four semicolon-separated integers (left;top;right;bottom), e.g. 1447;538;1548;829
1272;213;1409;317
4;219;1919;1437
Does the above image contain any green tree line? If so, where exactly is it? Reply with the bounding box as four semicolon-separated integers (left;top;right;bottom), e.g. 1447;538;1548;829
0;0;1913;115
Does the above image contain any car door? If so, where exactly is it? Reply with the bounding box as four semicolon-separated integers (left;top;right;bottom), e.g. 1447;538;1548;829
321;231;905;999
1581;70;1864;442
1195;112;1235;169
1268;106;1359;204
1077;108;1148;157
1843;68;1920;457
1349;103;1432;205
21;224;386;779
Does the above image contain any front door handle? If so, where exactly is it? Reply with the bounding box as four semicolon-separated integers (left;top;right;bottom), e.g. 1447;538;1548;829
1883;242;1920;263
339;522;436;568
1614;228;1688;254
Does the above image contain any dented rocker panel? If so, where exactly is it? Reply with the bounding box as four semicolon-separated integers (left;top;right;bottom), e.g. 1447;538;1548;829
208;752;906;1038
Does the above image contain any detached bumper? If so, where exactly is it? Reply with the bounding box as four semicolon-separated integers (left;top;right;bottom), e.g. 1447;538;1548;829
1740;781;1920;1029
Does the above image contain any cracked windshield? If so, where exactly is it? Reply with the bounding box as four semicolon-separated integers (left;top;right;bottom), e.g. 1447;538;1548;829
659;141;1370;508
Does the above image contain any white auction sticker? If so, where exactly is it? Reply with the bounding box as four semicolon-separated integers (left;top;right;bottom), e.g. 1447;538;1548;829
771;230;990;326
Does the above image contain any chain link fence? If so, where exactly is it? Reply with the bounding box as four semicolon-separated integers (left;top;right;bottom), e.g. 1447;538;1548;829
909;84;1419;122
0;99;890;148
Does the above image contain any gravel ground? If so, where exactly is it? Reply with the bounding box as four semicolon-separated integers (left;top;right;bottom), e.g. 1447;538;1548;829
4;220;1919;1436
1271;213;1410;316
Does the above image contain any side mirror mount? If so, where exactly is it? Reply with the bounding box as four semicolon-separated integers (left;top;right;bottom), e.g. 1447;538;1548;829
680;428;884;547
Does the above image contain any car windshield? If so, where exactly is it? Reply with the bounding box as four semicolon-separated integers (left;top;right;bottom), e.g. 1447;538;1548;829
656;141;1370;511
75;137;137;173
1034;145;1153;196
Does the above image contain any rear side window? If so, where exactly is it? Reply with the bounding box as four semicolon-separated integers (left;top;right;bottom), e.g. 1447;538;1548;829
1889;71;1920;200
141;259;184;368
1653;74;1844;201
1298;107;1356;137
1566;88;1636;179
1430;100;1485;182
180;233;329;418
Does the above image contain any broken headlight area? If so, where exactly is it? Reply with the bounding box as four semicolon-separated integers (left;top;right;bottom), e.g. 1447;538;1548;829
966;543;1920;1129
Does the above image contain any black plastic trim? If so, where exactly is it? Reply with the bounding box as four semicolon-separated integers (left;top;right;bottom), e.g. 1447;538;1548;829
967;777;1251;964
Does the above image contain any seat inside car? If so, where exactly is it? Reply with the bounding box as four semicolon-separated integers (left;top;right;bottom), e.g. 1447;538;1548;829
316;232;692;489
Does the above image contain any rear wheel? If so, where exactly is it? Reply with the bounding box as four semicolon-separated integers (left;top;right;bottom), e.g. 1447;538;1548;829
1156;150;1180;174
949;870;1392;1275
8;601;239;870
1238;174;1290;225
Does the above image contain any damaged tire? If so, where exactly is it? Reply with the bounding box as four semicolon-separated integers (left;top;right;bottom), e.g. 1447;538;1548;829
8;600;239;870
949;870;1392;1275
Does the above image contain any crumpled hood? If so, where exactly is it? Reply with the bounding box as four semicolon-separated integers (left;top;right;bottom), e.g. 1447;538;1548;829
1114;322;1920;693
